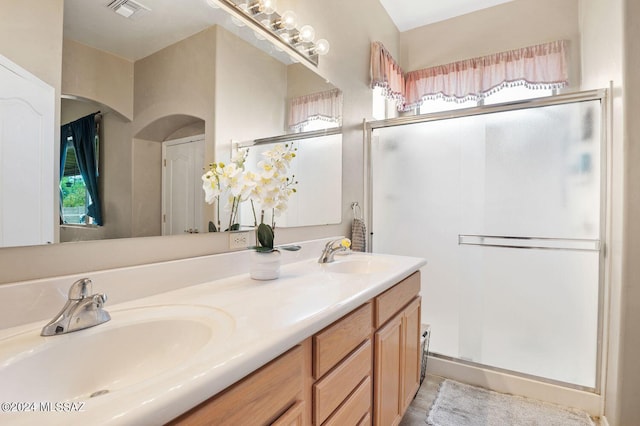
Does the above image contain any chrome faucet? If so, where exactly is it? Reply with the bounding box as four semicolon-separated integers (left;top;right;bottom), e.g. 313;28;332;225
41;278;111;336
318;238;351;264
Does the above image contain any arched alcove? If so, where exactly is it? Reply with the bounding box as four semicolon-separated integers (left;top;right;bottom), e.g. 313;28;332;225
132;114;206;237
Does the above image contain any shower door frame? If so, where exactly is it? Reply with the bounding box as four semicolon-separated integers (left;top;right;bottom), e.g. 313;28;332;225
364;89;609;394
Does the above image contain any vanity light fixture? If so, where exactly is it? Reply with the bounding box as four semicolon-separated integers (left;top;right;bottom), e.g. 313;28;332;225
209;0;329;67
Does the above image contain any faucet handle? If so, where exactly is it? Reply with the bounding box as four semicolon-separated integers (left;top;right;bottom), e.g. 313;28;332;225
68;278;93;300
93;293;107;308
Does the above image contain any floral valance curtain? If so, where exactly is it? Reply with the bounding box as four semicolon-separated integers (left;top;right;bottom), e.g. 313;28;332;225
371;40;569;111
288;88;343;131
370;41;405;107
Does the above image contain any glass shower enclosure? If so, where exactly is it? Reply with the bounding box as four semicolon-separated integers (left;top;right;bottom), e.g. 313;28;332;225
367;91;606;391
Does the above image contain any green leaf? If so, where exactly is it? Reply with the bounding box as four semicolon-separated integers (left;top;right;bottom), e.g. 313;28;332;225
253;246;275;253
208;221;217;232
257;223;274;249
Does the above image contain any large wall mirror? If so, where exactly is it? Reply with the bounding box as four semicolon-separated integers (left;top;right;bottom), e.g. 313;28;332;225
1;0;342;248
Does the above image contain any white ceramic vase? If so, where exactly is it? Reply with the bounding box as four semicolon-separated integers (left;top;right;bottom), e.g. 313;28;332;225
250;250;281;280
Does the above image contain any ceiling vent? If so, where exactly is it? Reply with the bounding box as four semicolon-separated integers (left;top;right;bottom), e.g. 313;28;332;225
106;0;151;20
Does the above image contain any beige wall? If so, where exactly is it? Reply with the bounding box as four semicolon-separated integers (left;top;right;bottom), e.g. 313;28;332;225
0;0;63;90
214;25;287;148
620;0;640;423
62;39;134;120
286;64;334;100
399;0;581;89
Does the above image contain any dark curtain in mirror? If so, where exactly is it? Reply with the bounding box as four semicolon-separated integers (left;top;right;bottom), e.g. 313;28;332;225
60;113;102;225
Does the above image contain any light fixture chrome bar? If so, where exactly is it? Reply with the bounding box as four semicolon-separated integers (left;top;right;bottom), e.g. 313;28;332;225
237;127;342;148
458;234;601;252
214;0;319;67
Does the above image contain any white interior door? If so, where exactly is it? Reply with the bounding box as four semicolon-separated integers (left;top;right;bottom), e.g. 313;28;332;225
162;136;204;235
0;54;55;247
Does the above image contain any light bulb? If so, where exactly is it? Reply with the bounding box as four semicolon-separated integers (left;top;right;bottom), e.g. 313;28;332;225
280;10;297;30
315;39;330;55
298;25;315;43
261;0;277;15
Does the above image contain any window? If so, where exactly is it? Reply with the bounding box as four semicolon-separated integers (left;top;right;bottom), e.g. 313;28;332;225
59;112;101;226
296;119;340;132
60;137;93;224
418;87;554;115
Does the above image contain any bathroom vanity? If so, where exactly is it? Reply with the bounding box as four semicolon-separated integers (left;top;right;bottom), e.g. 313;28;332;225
0;238;425;425
169;272;421;425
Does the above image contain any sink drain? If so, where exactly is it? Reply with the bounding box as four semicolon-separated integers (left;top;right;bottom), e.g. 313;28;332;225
90;389;110;398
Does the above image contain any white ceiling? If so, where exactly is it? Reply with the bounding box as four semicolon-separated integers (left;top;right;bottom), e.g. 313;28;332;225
63;0;518;61
378;0;517;32
63;0;294;63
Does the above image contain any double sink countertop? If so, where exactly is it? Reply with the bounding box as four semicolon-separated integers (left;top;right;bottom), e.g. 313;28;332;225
0;240;425;425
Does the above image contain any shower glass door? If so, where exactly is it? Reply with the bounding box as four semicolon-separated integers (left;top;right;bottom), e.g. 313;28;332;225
369;97;603;389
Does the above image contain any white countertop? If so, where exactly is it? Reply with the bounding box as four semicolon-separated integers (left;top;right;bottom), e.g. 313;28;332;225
0;249;425;425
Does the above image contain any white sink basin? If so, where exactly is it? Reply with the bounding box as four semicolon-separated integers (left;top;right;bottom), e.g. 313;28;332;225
322;255;391;274
0;304;234;402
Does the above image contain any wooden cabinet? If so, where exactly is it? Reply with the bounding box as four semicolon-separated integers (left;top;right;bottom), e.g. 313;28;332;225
312;302;372;425
168;272;421;426
401;298;421;413
373;272;422;426
168;345;305;426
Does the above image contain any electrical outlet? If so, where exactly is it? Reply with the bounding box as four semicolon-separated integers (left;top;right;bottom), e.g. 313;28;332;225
229;231;251;249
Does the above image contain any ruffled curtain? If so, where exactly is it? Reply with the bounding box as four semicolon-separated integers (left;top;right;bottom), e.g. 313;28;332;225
404;40;569;110
288;88;343;131
370;41;405;108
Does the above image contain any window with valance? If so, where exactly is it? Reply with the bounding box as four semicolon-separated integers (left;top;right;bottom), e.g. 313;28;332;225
371;40;569;112
288;88;343;132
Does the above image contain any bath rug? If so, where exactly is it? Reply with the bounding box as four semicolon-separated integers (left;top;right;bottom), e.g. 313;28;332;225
426;379;595;426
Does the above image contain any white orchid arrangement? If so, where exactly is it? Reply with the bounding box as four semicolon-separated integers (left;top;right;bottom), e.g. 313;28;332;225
202;148;251;232
202;143;300;252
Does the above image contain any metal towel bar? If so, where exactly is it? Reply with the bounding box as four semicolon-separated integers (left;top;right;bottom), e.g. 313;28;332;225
458;234;601;252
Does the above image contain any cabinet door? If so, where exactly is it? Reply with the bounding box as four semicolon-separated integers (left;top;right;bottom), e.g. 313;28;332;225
374;314;402;426
272;400;305;426
168;346;303;425
401;297;421;412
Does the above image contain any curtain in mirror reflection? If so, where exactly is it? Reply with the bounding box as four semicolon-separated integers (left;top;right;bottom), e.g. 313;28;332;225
60;112;102;226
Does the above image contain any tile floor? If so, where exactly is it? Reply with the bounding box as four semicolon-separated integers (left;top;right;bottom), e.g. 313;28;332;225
399;375;601;426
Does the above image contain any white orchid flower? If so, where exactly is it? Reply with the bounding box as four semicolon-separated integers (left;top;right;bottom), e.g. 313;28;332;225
202;172;220;204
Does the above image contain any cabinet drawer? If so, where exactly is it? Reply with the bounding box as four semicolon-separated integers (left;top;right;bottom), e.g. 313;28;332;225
323;376;371;426
169;346;303;426
313;302;372;379
375;272;420;328
313;340;372;425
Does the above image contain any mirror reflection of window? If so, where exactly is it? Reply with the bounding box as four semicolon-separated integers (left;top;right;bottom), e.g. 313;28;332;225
60;137;93;225
288;88;342;133
59;112;102;226
297;119;340;132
